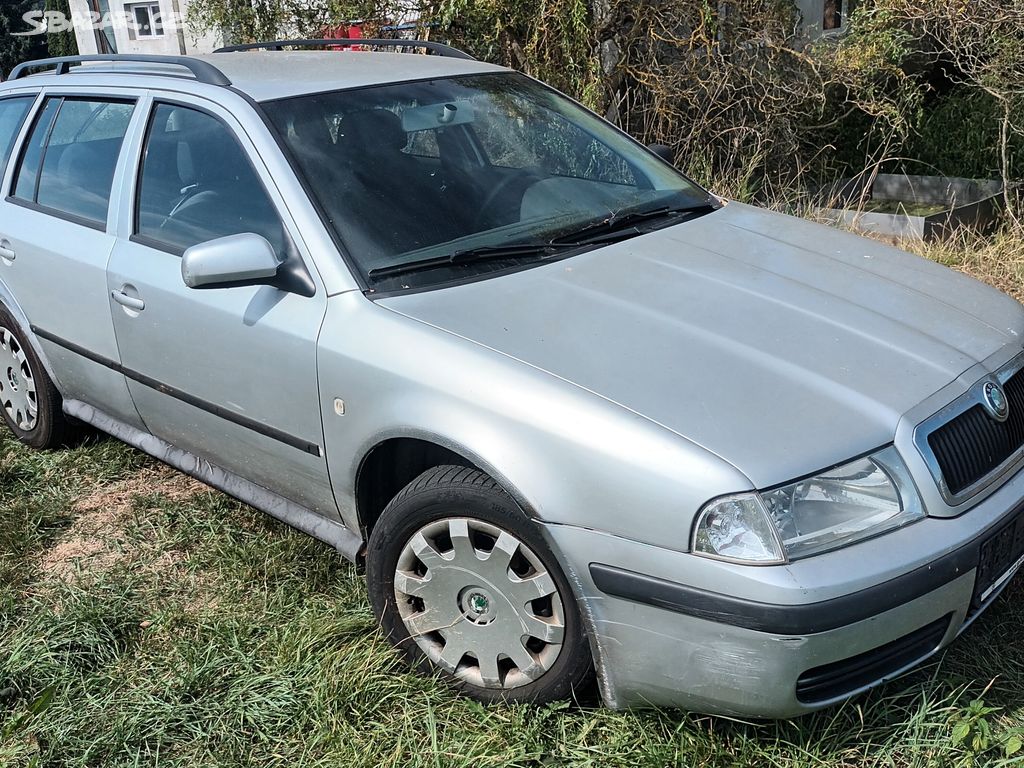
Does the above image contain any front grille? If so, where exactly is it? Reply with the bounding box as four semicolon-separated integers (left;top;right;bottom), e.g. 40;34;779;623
795;615;951;704
928;370;1024;496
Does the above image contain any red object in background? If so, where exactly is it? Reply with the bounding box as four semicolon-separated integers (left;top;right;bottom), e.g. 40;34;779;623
324;23;364;50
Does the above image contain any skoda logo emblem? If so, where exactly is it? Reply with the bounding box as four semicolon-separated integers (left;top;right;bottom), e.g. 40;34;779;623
982;381;1010;422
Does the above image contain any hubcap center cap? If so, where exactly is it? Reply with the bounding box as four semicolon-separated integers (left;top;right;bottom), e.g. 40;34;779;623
6;367;18;391
459;586;497;624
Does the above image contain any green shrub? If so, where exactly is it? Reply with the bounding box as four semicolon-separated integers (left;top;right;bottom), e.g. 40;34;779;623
903;87;1022;180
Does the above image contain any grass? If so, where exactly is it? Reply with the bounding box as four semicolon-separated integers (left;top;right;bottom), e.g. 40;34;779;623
5;231;1024;766
905;228;1024;304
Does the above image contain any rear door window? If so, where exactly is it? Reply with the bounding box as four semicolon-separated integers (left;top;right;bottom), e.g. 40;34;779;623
0;96;35;177
11;97;135;226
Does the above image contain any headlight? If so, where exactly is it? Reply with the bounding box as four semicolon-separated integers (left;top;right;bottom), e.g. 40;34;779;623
692;494;786;564
693;446;924;563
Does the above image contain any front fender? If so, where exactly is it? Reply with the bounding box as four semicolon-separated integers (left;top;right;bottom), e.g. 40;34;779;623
317;291;752;549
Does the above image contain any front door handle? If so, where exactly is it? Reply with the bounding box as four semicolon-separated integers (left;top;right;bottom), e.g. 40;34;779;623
111;290;145;312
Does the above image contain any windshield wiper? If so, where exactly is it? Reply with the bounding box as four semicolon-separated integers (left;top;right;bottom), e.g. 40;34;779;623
367;201;718;280
549;201;718;246
368;241;578;279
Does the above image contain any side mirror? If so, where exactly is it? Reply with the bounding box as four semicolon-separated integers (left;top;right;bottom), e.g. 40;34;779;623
647;143;675;166
181;233;281;290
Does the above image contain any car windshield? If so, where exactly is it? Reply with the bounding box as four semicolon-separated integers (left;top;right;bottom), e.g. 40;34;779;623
263;72;715;291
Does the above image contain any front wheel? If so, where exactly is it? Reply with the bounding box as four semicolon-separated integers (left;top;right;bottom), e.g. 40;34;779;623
366;465;593;703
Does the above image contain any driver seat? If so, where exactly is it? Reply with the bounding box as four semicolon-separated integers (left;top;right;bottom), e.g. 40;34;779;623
336;109;446;254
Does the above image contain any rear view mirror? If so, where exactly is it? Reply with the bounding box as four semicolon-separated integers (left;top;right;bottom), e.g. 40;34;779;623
401;100;475;132
181;233;281;290
647;143;675;166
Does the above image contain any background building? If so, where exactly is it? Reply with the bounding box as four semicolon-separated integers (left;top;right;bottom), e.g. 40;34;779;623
795;0;858;38
68;0;220;56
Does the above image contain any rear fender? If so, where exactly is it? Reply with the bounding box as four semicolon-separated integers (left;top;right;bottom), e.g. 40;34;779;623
0;277;64;391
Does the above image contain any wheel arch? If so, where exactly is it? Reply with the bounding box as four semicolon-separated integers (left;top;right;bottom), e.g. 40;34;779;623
0;288;63;391
354;433;543;538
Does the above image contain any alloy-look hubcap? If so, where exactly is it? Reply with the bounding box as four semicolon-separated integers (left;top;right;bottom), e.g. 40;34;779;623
0;326;37;431
394;517;566;690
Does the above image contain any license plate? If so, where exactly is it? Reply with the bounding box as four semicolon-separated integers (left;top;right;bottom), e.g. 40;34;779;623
974;508;1024;605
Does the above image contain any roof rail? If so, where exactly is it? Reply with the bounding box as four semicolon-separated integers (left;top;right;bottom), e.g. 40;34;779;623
7;55;232;86
214;38;475;60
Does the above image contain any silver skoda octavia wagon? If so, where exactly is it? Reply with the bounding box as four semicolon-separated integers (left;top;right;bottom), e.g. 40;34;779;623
2;42;1024;717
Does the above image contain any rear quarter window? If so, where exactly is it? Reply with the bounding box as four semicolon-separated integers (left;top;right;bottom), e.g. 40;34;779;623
0;96;35;178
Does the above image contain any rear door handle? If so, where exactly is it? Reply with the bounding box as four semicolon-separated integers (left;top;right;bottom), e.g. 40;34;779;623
111;290;145;312
0;240;14;262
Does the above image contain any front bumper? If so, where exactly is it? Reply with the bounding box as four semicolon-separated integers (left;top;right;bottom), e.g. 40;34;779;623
543;465;1024;717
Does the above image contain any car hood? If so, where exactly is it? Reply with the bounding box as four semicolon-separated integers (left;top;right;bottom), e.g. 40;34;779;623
378;203;1024;487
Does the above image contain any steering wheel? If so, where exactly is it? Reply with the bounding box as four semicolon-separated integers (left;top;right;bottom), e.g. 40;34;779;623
472;169;543;231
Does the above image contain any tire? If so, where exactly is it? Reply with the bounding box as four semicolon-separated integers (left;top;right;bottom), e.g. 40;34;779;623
367;465;594;704
0;305;72;449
